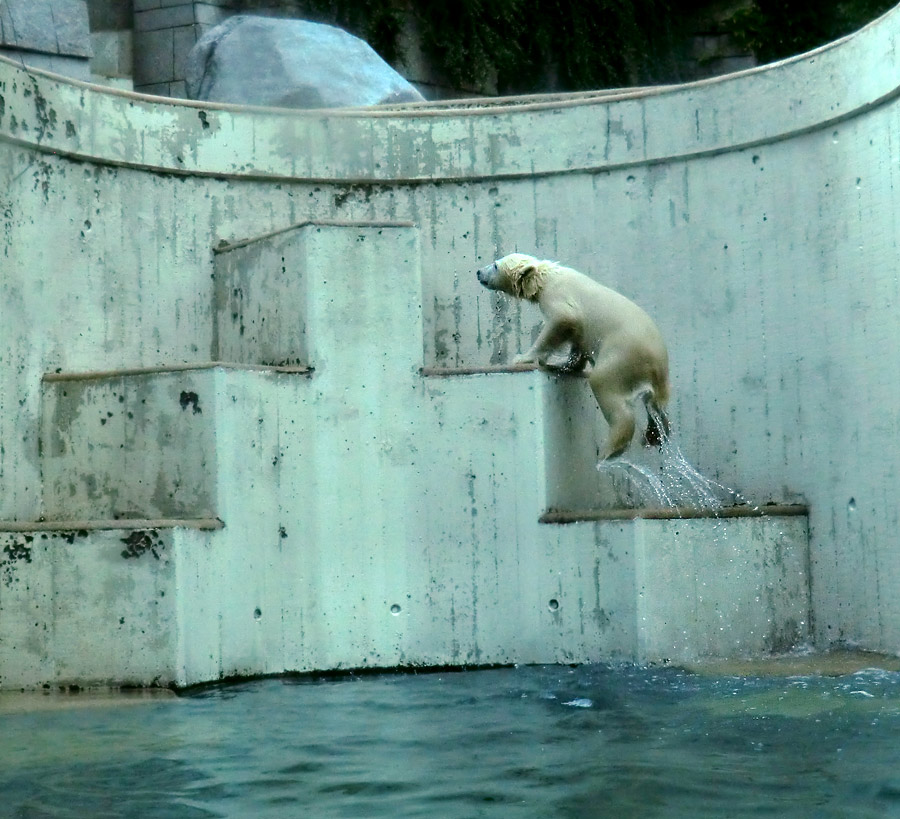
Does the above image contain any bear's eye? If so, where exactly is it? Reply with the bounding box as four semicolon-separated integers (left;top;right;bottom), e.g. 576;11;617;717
492;262;498;270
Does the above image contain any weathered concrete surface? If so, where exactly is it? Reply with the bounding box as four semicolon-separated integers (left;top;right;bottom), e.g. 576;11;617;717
0;526;206;689
0;223;809;688
213;223;314;367
42;369;218;520
185;16;425;109
1;15;897;181
633;517;809;663
1;5;899;670
0;512;807;689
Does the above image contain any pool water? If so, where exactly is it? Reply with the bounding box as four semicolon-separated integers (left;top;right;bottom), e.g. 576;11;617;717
3;663;900;818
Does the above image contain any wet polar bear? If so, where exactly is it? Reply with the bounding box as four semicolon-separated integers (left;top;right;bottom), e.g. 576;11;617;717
477;253;670;460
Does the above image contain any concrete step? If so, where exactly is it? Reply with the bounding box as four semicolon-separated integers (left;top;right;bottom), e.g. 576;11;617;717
213;219;421;368
0;508;809;690
40;363;314;521
17;218;812;688
41;220;425;522
42;366;219;521
0;519;221;690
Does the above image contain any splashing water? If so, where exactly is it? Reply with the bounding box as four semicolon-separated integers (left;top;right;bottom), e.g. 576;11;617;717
597;405;745;514
601;457;678;508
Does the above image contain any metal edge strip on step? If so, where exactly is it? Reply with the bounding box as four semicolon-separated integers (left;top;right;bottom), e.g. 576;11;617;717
0;518;224;532
539;505;809;523
420;364;539;377
42;362;313;382
213;219;418;254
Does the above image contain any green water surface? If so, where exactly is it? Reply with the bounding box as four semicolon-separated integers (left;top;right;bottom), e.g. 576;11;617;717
3;663;900;818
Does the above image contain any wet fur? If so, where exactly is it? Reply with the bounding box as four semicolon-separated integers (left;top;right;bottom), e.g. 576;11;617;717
477;253;670;459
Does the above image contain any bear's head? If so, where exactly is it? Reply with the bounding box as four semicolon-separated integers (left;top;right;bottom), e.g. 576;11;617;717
476;253;547;301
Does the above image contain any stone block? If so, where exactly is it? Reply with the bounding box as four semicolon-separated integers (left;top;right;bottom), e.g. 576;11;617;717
0;0;90;57
90;31;133;78
194;3;230;27
133;81;175;96
135;5;196;33
133;27;174;85
172;25;199;81
0;50;91;81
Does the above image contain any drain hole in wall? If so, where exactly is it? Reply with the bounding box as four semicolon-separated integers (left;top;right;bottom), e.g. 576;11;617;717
390;604;402;615
848;497;857;512
253;608;262;620
548;599;560;612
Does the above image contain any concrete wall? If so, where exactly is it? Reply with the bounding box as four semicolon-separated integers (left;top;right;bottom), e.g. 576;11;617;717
0;513;808;688
2;4;900;672
1;220;809;687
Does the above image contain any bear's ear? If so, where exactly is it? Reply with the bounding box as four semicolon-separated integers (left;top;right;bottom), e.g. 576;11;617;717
518;262;541;300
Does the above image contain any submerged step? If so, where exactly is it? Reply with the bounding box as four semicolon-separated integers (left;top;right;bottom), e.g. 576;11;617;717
540;504;809;523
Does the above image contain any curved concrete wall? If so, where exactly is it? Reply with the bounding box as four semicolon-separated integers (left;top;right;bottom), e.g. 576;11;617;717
3;7;900;653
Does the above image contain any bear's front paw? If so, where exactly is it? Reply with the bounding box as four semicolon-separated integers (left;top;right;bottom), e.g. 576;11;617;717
556;354;589;374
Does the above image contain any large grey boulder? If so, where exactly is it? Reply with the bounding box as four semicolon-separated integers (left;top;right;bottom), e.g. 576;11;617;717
185;15;425;109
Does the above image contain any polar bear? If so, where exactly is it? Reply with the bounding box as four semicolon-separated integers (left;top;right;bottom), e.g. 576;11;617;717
476;253;670;460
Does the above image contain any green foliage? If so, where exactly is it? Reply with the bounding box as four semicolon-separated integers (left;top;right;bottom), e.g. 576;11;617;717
728;0;897;64
297;0;407;64
414;0;681;92
296;0;682;93
277;0;898;93
412;0;525;91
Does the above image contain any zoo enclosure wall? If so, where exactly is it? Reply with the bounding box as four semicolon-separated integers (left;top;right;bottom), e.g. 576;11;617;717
2;6;900;654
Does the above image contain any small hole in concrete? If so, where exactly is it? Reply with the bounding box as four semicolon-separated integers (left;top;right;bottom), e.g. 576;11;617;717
390;604;401;615
848;498;857;512
548;599;560;612
253;608;262;620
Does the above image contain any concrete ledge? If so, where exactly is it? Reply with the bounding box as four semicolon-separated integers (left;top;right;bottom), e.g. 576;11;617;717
421;364;539;377
213;219;418;254
0;519;224;532
212;222;423;369
541;504;810;523
2;5;899;181
42;362;314;383
0;508;809;688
